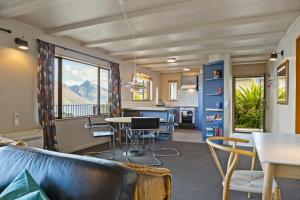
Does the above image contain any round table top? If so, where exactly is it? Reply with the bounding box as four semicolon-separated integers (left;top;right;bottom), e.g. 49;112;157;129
105;117;165;123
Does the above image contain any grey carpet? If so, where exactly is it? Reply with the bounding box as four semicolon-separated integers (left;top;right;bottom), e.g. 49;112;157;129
75;141;300;200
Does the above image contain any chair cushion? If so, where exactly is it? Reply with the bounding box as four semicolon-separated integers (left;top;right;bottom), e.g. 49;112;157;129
225;170;278;194
0;169;49;200
141;133;156;139
93;131;113;137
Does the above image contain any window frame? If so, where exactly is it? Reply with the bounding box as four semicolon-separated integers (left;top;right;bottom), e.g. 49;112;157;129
168;80;178;101
132;76;152;101
55;56;110;119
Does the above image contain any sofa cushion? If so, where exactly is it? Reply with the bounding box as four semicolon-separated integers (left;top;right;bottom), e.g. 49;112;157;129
0;169;49;200
0;136;26;146
0;146;137;200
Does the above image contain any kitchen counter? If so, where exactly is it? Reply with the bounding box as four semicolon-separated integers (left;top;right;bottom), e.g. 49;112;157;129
122;106;177;111
122;106;179;123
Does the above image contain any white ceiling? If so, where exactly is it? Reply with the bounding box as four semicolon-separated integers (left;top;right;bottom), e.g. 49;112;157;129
1;0;300;72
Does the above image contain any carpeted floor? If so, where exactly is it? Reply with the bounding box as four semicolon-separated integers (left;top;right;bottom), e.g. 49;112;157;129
75;141;300;200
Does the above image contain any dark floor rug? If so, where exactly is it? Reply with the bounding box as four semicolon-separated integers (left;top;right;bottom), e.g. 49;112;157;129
75;141;300;200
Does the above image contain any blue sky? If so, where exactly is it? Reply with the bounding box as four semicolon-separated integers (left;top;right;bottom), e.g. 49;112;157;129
55;58;109;88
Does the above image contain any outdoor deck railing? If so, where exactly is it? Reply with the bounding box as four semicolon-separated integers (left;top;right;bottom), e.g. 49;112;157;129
54;104;109;118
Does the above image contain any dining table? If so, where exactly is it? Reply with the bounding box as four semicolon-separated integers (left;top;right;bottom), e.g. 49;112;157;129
253;132;300;200
105;117;165;157
105;116;165;123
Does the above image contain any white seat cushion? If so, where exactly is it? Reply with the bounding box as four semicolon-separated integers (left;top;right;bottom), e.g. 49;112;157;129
224;170;278;194
92;131;113;137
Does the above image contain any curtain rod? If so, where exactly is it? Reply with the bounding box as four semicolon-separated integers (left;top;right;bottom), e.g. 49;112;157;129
0;27;11;34
36;39;117;64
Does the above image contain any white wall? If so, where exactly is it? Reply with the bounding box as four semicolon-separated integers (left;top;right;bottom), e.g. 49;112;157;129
121;63;160;108
159;70;199;107
266;16;300;133
0;19;159;152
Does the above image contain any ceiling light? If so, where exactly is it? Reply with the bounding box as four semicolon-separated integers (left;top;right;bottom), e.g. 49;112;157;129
183;67;191;71
15;36;28;50
167;57;176;63
269;50;284;61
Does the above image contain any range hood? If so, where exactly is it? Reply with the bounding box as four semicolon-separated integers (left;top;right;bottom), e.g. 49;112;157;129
180;75;198;90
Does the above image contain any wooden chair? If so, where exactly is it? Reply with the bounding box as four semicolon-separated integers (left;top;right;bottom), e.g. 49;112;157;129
206;136;281;200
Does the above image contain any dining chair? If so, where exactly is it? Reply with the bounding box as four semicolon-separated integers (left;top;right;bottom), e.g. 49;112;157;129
84;117;115;159
126;117;162;166
154;113;181;157
206;136;281;200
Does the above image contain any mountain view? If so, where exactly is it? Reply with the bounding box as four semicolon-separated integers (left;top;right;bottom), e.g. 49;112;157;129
54;80;109;105
69;80;108;104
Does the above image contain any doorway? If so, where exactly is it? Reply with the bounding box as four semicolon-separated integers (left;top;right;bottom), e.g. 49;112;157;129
233;76;265;133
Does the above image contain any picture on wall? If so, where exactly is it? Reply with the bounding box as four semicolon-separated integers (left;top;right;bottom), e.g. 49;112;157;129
277;59;289;104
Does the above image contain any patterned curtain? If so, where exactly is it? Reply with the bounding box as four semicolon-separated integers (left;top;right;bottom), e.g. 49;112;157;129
109;62;122;117
37;40;58;151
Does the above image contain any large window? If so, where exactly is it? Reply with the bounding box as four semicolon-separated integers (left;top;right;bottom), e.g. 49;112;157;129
169;81;178;101
54;57;110;118
132;77;152;101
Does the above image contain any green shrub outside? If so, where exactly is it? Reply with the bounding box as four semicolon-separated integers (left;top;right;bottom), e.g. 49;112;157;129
235;81;263;128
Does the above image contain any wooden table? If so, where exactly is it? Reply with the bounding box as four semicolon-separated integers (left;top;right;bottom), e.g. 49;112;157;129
253;132;300;200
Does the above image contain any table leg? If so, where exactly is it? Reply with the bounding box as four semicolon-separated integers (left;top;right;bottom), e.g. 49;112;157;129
112;131;115;159
262;163;275;200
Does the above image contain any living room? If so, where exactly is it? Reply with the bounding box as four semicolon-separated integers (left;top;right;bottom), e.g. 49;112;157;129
1;0;300;200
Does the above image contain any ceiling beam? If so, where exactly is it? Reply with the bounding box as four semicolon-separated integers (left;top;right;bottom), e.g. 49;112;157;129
84;11;299;48
231;55;269;62
0;0;73;18
137;59;207;66
109;31;284;56
144;60;208;69
232;61;268;65
123;44;277;61
231;54;270;59
46;0;192;36
151;65;202;71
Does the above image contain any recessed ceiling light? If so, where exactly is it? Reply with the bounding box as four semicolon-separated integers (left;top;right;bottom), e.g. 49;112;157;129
167;57;176;63
183;67;191;71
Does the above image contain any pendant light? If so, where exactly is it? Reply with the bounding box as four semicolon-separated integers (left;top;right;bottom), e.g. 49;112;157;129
119;0;146;92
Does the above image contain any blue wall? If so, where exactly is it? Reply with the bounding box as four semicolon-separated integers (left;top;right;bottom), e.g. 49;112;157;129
202;60;224;142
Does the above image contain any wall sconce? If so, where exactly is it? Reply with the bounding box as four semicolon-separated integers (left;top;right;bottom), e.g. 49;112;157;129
15;36;28;50
269;50;284;61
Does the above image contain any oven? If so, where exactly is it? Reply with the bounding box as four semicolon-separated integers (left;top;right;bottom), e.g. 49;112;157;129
179;107;195;127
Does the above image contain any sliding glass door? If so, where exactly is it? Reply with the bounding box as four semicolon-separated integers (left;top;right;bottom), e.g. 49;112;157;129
233;76;265;133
